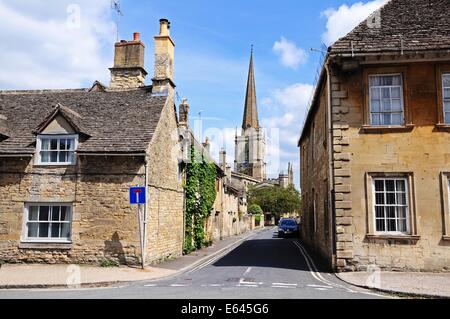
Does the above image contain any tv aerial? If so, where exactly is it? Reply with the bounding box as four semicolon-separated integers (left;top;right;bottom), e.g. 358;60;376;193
111;1;124;42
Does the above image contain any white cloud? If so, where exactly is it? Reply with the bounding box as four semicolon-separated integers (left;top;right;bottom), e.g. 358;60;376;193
261;83;314;181
321;0;388;45
0;0;115;90
272;37;307;70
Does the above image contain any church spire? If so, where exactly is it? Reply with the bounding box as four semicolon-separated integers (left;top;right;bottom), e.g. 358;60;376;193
242;46;259;130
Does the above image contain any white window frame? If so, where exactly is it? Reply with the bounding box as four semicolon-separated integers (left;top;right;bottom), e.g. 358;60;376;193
372;177;410;235
22;203;73;243
368;74;405;126
36;134;78;166
443;73;450;124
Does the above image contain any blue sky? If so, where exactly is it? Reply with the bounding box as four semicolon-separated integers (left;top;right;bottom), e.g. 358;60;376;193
0;0;387;187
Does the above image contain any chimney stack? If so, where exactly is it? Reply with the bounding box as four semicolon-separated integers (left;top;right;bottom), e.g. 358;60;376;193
219;148;227;170
109;33;147;89
152;18;175;96
179;98;189;127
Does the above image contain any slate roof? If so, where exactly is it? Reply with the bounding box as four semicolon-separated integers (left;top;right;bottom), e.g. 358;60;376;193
0;88;167;155
330;0;450;55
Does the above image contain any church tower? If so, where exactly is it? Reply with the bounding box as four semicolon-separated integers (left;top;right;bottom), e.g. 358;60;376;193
234;49;266;181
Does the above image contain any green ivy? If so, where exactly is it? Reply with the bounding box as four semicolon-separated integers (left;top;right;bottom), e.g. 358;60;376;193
183;146;217;254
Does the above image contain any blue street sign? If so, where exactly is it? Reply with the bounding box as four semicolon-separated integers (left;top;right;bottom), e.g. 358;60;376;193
129;187;146;204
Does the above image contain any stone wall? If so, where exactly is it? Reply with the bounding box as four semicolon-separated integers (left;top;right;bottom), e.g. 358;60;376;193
300;81;333;267
0;156;145;265
333;60;450;272
145;96;184;264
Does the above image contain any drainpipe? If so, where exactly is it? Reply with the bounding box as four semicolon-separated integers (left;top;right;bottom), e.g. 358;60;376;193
143;158;149;269
325;60;337;270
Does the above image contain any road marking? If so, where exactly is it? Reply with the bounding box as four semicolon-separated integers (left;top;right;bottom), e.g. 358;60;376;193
271;285;296;289
209;284;222;287
184;229;271;275
170;284;190;287
144;284;157;287
308;284;332;289
238;284;259;288
292;241;391;298
272;283;297;287
315;288;329;291
243;267;252;276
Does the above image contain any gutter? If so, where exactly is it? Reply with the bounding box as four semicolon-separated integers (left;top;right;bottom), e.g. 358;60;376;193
0;154;33;158
143;157;149;268
77;153;146;157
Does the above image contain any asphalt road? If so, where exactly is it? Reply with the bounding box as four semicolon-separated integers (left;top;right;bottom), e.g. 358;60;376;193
0;228;390;299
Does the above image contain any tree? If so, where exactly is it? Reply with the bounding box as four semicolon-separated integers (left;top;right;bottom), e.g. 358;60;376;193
248;204;263;215
248;185;301;219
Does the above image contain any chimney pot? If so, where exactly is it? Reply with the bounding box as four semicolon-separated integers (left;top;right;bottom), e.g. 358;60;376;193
159;18;170;36
133;32;140;41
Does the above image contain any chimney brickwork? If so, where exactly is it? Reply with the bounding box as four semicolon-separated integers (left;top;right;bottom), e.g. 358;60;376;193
152;19;176;96
110;33;147;89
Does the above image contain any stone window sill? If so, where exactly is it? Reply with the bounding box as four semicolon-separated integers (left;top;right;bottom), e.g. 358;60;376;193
366;234;420;242
360;124;414;134
19;242;72;250
435;124;450;132
442;236;450;241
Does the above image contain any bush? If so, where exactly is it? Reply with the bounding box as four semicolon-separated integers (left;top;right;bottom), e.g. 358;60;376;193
248;204;263;215
254;214;262;223
99;258;120;268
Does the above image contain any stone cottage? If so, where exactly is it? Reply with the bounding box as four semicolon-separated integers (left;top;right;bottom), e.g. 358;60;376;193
0;19;184;265
299;0;450;272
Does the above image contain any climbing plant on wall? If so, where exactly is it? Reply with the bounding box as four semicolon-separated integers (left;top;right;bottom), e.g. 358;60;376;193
183;145;217;254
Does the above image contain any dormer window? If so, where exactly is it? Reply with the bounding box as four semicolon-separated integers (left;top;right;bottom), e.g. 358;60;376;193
36;135;78;165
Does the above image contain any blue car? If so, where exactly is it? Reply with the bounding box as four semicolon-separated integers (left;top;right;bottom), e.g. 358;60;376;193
278;219;299;238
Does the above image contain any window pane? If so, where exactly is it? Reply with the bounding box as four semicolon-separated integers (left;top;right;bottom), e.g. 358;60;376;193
60;207;69;221
375;206;385;218
443;75;450;87
51;206;60;221
41;151;50;163
382;113;391;125
369;76;380;86
381;76;393;86
27;223;38;237
50;139;58;150
445;112;450;124
38;223;49;237
396;180;406;191
67;139;74;150
59;151;68;163
68;151;75;164
386;192;396;205
61;223;71;239
50;151;58;162
376;218;385;232
375;192;385;205
397;218;407;233
371;100;381;112
385;180;395;192
391;99;402;111
371;88;380;99
29;206;39;221
39;206;49;221
386;206;396;218
41;139;50;150
391;87;401;99
371;114;381;125
391;113;403;125
51;223;61;238
60;139;67;150
387;218;396;232
381;88;390;99
375;180;384;192
398;207;407;219
396;193;406;205
391;75;401;86
443;88;450;99
444;101;450;112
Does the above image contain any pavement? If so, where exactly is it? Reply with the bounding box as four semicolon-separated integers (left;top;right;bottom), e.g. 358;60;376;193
0;227;390;299
0;227;266;289
336;272;450;299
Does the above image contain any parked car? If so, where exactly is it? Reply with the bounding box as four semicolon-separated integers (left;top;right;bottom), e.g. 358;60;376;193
278;219;299;238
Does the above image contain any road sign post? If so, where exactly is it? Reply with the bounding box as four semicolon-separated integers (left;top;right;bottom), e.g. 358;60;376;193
130;187;147;269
